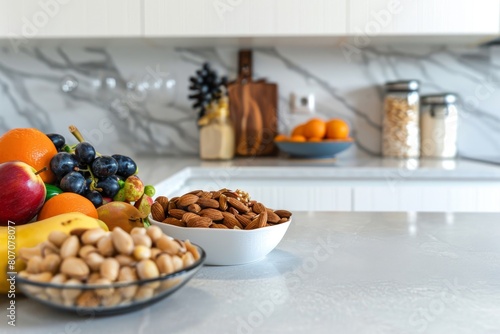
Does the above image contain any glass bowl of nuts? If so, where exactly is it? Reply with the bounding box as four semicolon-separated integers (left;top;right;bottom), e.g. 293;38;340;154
15;226;206;315
149;189;292;265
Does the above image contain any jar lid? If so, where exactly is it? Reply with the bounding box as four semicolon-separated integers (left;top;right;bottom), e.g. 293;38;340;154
421;93;458;105
385;80;419;92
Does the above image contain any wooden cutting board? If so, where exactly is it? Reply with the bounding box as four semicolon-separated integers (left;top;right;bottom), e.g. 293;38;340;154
228;50;278;156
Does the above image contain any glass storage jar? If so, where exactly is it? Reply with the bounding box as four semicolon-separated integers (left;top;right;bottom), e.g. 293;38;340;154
382;80;420;158
198;97;235;160
420;94;458;158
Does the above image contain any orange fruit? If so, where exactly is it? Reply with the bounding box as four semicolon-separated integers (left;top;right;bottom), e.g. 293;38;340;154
325;119;350;139
274;134;289;142
37;193;98;220
308;137;323;142
291;124;305;137
290;135;306;142
0;128;57;183
302;119;326;139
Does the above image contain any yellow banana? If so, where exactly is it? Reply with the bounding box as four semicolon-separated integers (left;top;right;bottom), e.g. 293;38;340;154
1;212;108;294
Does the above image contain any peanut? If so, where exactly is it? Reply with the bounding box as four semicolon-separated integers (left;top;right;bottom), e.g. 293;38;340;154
97;234;115;257
48;231;69;248
136;259;159;280
81;228;107;245
85;252;105;272
146;225;163;241
100;258;120;281
132;234;152;248
112;227;134;255
61;257;89;280
60;235;80;259
41;253;61;274
133;245;151;261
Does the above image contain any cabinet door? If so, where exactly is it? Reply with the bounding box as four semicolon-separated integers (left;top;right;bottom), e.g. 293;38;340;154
144;0;347;37
353;183;500;212
0;0;141;39
349;0;499;35
164;182;352;211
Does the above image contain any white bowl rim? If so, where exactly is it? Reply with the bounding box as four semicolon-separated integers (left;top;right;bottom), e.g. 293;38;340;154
149;214;292;233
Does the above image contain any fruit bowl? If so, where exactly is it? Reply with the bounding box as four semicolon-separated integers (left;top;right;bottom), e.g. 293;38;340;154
150;216;291;266
16;245;205;316
275;140;353;159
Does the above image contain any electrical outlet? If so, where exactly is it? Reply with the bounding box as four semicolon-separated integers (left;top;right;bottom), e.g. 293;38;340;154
290;93;315;114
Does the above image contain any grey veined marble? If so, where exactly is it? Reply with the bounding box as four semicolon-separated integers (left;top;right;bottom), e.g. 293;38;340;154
1;42;500;158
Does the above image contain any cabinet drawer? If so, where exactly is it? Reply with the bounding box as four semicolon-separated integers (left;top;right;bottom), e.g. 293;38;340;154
353;183;500;212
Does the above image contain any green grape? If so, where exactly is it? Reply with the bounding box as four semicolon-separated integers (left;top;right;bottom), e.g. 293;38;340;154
144;185;156;197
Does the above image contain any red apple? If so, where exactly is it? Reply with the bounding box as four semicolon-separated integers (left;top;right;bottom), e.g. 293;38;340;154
0;161;46;226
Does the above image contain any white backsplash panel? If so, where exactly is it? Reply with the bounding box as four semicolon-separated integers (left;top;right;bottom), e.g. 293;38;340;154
1;42;500;158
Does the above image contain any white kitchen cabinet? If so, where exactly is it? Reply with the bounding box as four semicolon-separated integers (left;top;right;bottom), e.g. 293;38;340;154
0;0;141;39
353;182;500;212
155;161;500;212
173;180;352;211
349;0;500;35
143;0;347;37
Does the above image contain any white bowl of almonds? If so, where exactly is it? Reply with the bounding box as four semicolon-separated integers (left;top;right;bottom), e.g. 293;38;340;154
16;226;205;315
149;189;292;265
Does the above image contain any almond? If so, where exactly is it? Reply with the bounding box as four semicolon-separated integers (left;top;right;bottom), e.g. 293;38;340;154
222;212;243;229
197;197;219;209
210;223;229;229
274;210;292;219
167;201;177;211
227;197;250;213
182;212;199;223
187;203;201;213
223;191;239;199
258;211;268;227
245;211;267;230
242;212;257;219
266;209;281;224
151;202;166;221
235;214;251;228
178;194;199;207
199;191;213;199
219;194;228;211
186;216;212;228
168;209;187;220
211;190;222;200
244;219;260;230
229;207;239;215
252;202;266;214
163;217;185;227
199;208;224;221
278;217;289;224
188;189;203;195
155;196;169;211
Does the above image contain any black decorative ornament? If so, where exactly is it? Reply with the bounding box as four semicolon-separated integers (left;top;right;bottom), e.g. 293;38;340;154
188;62;227;119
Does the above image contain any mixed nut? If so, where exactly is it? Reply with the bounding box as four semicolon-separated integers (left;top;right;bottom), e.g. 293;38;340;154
151;189;292;230
17;226;202;308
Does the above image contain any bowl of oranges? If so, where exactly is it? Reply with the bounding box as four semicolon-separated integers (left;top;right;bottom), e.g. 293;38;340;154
274;118;353;158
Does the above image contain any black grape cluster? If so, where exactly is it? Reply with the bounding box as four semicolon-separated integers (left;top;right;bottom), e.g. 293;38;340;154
46;133;137;208
188;62;227;119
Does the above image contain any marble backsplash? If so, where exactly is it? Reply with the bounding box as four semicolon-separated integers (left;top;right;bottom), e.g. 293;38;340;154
1;41;500;159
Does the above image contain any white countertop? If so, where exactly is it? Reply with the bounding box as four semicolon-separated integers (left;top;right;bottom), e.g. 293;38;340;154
134;156;500;187
4;211;500;334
